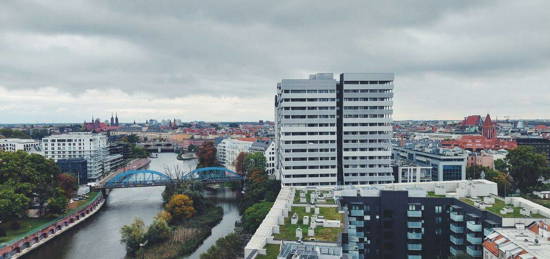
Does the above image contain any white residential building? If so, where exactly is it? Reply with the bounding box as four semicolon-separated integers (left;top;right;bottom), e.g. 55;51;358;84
42;132;109;181
264;141;276;177
0;138;40;152
275;73;394;186
216;138;255;169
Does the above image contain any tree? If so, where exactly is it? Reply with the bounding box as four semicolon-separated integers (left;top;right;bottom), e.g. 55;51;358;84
244;152;266;173
200;232;245;259
47;189;68;215
494;159;509;173
234;152;247;175
492;172;512;196
126;134;140;144
0;184;31;223
145;218;171;244
155;210;172;223
248;168;267;184
120;218;146;255
196;142;217;167
506;146;549;192
165;194;196;221
0;151;61;213
242;202;273;233
57;173;77;198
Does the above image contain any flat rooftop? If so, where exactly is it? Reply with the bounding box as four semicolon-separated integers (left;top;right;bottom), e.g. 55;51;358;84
494;227;550;259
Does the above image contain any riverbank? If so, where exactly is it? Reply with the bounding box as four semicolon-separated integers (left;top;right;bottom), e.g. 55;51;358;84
136;205;224;259
0;192;105;259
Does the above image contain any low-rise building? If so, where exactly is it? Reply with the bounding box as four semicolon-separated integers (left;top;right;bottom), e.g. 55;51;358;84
393;142;467;182
0;138;40;152
483;221;550;259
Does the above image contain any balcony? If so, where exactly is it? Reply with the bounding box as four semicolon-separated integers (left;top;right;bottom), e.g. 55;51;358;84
408;221;422;228
466;246;482;257
408;244;422;251
450;224;464;234
350;210;364;216
466;221;482;232
450;246;462;256
450;235;464;245
407;255;422;259
466;233;482;245
450;212;464;222
407;232;422;240
407;210;422;217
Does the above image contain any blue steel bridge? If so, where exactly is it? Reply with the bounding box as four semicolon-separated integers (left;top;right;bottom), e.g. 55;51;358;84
101;167;243;189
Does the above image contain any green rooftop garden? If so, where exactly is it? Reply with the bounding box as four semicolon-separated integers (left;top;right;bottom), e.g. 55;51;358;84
256;244;280;259
459;197;545;218
427;191;446;198
274;206;343;242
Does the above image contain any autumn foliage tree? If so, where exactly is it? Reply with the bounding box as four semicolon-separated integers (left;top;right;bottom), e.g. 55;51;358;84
165;194;196;222
57;173;77;198
234;152;247;175
196;142;218;167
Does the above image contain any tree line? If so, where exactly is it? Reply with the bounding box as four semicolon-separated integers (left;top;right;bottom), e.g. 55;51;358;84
0;151;77;236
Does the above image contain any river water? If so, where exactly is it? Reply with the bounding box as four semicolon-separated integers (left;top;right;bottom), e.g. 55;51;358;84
25;153;240;259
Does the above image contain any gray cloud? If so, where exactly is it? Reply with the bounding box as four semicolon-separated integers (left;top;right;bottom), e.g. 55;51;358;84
0;0;550;122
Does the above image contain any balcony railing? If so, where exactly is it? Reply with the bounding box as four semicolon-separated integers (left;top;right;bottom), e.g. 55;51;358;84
450;224;464;233
407;232;422;240
466;233;482;245
407;255;422;259
407;210;422;217
467;246;482;257
407;244;422;251
350;210;364;216
408;221;422;228
450;212;464;222
450;235;464;245
450;246;462;256
467;221;482;232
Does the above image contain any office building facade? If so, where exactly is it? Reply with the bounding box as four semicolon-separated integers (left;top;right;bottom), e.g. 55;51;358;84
0;138;40;152
275;73;394;186
393;145;467;181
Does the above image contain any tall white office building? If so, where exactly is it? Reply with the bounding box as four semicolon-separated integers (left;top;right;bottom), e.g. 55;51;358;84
275;73;394;186
42;132;109;181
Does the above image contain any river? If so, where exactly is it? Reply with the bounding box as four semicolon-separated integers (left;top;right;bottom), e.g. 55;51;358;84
25;153;240;259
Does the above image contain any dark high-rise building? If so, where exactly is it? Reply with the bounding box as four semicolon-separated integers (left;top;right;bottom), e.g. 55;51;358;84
57;158;88;184
516;137;550;165
340;189;501;259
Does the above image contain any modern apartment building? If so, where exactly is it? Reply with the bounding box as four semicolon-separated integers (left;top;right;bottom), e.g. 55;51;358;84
216;138;254;169
0;138;40;152
339;184;501;259
275;73;394;186
42;132;109;181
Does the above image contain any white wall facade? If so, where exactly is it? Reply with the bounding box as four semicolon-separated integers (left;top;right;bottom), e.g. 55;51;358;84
0;138;40;152
264;141;276;177
42;132;108;181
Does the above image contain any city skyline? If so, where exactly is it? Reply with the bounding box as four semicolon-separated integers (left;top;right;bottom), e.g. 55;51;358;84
1;1;550;123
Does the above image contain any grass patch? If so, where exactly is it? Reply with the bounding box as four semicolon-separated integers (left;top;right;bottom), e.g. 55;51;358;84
0;191;101;245
274;206;342;242
256;244;280;259
0;218;54;243
427;192;445;198
460;197;545;218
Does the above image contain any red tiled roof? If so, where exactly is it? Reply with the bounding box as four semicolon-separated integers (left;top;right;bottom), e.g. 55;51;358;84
462;115;482;126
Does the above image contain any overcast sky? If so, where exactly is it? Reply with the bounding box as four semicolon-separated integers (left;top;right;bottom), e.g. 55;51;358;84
1;0;550;123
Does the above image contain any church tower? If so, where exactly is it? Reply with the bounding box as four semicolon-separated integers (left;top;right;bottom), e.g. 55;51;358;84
115;113;119;126
482;114;496;139
110;113;115;126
